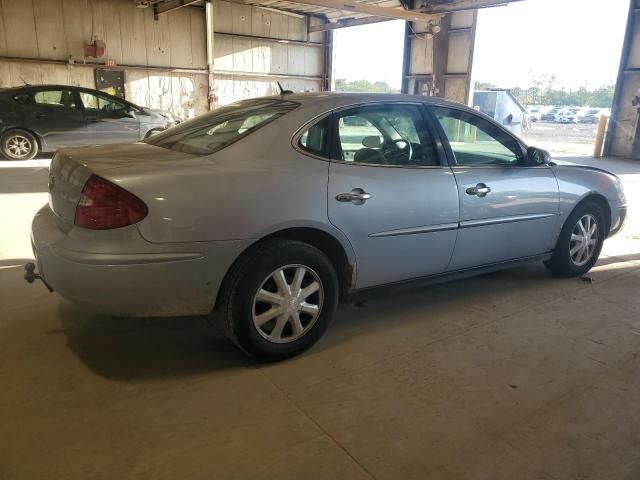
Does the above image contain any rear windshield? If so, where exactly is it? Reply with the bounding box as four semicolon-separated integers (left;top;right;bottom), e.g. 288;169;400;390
146;98;298;155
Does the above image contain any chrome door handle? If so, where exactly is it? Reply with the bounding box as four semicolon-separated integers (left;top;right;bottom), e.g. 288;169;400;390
336;188;372;204
466;183;491;198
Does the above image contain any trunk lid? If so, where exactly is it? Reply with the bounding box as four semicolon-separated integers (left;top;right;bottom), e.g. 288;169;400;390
48;142;198;226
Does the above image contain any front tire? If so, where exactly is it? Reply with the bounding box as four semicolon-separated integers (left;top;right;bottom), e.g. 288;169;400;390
1;129;39;160
218;239;339;360
545;201;606;277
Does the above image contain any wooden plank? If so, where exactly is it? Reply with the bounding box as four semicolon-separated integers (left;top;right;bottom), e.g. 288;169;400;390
446;31;471;74
269;42;288;74
287;44;305;75
9;62;42;86
232;37;253;71
2;0;39;57
424;0;522;13
269;9;289;40
450;10;474;29
308;16;324;43
231;2;252;35
99;0;124;64
0;60;11;87
189;8;207;69
68;65;95;88
251;8;271;37
444;76;467;103
62;0;93;60
409;36;433;75
213;35;234;70
0;1;6;57
120;3;147;65
39;63;72;85
213;0;233;33
304;45;322;76
287;16;306;41
144;8;172;66
168;8;193;68
33;0;68;60
251;40;271;73
124;69;150;106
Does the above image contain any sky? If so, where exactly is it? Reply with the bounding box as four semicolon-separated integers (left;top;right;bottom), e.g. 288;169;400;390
333;0;629;90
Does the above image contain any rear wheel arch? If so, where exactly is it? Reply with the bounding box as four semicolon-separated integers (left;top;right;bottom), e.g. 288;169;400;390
215;227;355;310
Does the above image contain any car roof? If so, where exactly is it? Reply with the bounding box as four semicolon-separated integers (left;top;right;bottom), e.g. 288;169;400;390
261;91;475;111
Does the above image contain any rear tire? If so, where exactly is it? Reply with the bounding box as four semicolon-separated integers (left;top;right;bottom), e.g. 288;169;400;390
544;201;606;277
1;129;39;160
217;239;339;360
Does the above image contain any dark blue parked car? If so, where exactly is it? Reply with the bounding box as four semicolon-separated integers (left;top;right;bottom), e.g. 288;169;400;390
0;85;176;160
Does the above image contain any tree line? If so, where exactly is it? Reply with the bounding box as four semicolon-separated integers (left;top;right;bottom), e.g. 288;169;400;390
475;78;615;108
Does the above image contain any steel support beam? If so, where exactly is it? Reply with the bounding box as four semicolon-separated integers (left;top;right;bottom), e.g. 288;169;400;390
155;0;201;15
289;0;442;23
422;0;523;13
308;16;393;32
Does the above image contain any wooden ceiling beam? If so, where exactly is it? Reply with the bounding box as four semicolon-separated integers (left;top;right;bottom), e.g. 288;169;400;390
421;0;523;13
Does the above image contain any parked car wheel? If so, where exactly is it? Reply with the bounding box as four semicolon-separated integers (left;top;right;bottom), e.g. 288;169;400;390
1;129;39;160
545;201;606;277
218;239;339;360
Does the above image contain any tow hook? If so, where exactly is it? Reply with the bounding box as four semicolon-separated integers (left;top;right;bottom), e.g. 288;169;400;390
24;262;54;292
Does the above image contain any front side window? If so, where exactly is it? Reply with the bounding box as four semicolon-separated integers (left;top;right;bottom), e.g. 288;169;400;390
434;107;524;166
335;104;438;166
34;90;76;108
146;99;297;155
79;92;126;112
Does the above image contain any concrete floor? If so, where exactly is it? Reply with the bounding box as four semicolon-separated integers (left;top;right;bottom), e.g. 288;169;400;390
1;155;640;479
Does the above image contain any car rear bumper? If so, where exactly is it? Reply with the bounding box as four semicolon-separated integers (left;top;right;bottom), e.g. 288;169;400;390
30;205;251;317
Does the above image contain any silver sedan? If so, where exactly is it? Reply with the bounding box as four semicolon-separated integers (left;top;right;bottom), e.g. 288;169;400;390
29;93;627;359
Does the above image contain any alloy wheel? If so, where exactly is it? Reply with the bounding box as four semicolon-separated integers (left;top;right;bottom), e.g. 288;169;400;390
6;134;33;158
252;264;324;344
569;214;598;266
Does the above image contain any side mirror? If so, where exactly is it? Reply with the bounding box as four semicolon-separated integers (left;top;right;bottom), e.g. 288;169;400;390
527;146;551;166
126;109;137;119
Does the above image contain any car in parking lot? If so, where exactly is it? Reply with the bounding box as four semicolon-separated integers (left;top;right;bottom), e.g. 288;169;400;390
556;109;580;123
581;108;602;124
541;107;561;121
28;92;627;359
0;84;176;160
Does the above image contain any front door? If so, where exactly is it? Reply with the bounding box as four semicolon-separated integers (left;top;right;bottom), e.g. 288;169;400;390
431;106;559;270
26;89;87;149
326;103;460;288
78;90;140;144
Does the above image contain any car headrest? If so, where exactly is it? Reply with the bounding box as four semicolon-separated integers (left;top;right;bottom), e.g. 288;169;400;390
362;136;382;149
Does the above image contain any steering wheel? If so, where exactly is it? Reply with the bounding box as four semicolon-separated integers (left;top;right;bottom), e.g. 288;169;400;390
389;137;413;162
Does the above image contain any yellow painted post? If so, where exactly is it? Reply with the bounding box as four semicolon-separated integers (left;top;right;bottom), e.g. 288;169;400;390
593;114;609;158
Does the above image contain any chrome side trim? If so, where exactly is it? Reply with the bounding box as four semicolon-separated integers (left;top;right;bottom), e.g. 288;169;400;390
369;222;458;238
460;213;556;229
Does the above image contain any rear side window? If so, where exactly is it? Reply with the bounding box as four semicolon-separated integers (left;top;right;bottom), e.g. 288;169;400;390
146;99;298;155
298;116;330;157
34;90;76;108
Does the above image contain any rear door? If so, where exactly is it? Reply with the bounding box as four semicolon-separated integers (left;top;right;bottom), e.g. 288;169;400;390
430;106;559;270
24;89;87;149
78;90;141;144
323;103;460;288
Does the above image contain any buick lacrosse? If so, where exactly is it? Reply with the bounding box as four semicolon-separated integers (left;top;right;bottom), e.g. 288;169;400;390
28;93;627;359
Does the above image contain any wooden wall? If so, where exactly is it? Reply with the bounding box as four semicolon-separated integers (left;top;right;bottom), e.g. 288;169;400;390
210;0;325;106
404;10;476;104
0;0;328;115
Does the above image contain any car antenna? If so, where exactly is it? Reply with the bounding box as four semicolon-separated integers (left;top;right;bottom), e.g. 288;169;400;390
277;81;293;95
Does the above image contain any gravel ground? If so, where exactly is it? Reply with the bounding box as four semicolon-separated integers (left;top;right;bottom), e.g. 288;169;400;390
521;120;599;156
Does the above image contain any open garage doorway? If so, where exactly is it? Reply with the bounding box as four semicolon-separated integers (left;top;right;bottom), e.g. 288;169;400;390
333;20;405;93
471;0;628;158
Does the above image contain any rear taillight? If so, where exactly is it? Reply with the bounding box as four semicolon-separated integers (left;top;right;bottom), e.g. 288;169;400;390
74;175;148;230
